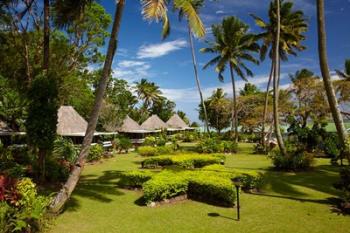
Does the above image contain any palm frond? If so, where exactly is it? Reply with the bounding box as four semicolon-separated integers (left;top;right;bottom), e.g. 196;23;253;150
174;0;205;38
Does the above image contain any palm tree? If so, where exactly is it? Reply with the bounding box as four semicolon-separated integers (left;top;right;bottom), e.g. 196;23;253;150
134;78;162;110
177;0;209;133
50;0;126;213
335;59;350;104
50;0;207;213
316;0;349;161
251;0;307;151
201;16;259;143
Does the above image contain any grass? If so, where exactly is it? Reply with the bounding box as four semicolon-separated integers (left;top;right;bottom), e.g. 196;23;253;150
49;143;350;233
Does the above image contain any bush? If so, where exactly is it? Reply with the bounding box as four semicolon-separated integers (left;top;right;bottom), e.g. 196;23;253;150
142;154;223;169
138;146;158;157
188;175;235;206
183;132;198;143
143;136;156;147
142;156;173;168
269;148;315;171
323;134;340;159
156;135;167;147
196;138;224;153
334;167;350;214
45;158;70;182
156;145;175;155
253;143;266;154
53;137;78;163
87;144;104;162
119;170;153;187
0;177;49;233
201;164;264;190
114;137;132;153
222;141;238;153
143;171;189;204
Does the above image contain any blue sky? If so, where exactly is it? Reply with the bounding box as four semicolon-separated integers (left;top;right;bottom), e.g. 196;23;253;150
98;0;350;123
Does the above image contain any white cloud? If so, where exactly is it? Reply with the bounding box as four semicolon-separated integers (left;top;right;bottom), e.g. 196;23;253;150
113;60;152;82
137;39;187;59
161;73;289;103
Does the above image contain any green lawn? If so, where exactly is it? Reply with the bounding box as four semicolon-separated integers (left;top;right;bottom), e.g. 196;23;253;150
49;143;350;233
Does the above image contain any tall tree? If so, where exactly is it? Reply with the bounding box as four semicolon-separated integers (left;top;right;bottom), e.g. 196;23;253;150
49;0;126;212
201;16;259;142
335;59;350;104
50;0;206;213
251;0;307;150
272;0;288;156
178;0;209;133
134;79;162;110
316;0;349;161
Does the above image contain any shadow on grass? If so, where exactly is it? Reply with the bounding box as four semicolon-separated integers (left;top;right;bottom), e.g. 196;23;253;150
63;170;127;212
261;164;341;198
207;212;236;221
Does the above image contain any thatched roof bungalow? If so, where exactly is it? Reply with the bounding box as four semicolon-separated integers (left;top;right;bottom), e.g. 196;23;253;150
140;115;167;131
166;114;190;131
57;106;88;136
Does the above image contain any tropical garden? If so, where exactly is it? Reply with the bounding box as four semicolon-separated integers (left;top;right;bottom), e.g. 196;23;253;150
0;0;350;232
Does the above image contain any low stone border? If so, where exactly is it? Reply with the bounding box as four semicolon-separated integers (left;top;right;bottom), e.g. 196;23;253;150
147;194;188;207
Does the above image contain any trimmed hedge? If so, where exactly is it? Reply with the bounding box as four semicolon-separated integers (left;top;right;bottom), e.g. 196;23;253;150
137;146;158;157
143;171;189;203
188;175;235;206
202;164;264;190
142;154;224;169
119;170;154;187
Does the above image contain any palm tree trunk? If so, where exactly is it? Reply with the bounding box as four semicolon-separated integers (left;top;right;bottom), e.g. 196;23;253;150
273;0;287;156
188;26;209;134
316;0;349;161
229;64;238;143
43;0;50;70
261;60;274;151
49;0;126;213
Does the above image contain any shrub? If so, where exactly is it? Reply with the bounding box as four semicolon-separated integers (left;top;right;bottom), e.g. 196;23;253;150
53;137;78;163
143;172;189;203
183;132;198;143
253;143;266;154
156;135;167;146
142;156;173;168
188;175;235;207
143;136;156;146
196;138;224;153
114;137;132;153
323;134;340;159
142;154;223;169
201;165;264;190
86;144;104;162
119;170;154;187
156;145;175;155
138;146;158;157
269;148;315;171
45;158;70;182
0;177;49;233
334;167;350;214
222;141;238;153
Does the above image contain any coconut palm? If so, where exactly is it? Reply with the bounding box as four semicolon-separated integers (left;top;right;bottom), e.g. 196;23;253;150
50;0;207;213
335;59;350;104
201;16;259;143
316;0;348;162
177;0;209;133
251;0;307;151
134;78;163;110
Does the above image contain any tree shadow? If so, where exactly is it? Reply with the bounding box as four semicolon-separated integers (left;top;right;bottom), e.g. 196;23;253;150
63;170;126;212
207;212;236;221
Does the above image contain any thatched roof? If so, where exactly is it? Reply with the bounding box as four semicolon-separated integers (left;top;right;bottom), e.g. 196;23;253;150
117;115;142;133
141;115;167;130
166;114;189;129
57;106;88;136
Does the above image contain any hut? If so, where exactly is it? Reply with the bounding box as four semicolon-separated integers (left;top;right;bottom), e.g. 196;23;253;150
0;121;26;146
140;115;167;131
57;106;88;137
117;115;153;144
166;114;189;130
